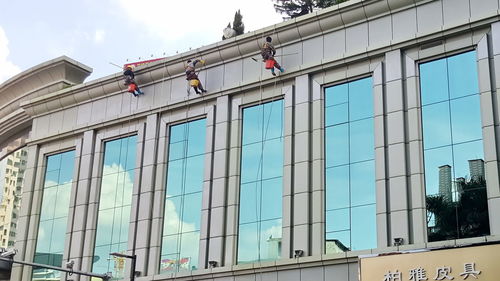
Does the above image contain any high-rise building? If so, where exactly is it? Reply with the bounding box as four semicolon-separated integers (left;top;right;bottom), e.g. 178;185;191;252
0;148;27;248
439;165;452;202
469;159;485;180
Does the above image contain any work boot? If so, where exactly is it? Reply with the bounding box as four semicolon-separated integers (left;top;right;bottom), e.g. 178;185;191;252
271;70;276;76
201;89;207;93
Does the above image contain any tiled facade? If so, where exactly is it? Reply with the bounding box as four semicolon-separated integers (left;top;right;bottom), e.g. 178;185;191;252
1;0;500;280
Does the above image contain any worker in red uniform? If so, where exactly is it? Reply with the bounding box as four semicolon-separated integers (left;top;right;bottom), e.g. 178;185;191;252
261;36;285;76
123;65;144;97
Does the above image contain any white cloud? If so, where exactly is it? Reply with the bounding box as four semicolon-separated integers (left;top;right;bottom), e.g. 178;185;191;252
94;29;106;44
114;0;283;43
0;26;21;84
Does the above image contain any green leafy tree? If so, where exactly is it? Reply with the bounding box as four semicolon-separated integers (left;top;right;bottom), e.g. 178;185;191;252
273;0;348;18
233;10;245;36
426;177;490;242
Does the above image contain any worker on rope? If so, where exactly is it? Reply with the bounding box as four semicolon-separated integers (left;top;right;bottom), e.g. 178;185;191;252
123;65;144;97
185;59;207;95
261;36;285;76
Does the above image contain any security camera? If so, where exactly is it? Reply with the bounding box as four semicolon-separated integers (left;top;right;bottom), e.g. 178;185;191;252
393;237;404;246
65;260;75;269
0;249;17;258
208;260;217;268
294;249;304;258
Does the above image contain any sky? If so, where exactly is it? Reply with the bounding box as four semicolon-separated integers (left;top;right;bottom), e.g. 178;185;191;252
0;0;284;84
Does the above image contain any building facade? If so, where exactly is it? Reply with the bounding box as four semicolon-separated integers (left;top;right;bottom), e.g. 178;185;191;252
1;0;500;280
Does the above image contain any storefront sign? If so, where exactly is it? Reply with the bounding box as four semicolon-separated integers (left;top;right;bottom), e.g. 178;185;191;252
359;244;500;281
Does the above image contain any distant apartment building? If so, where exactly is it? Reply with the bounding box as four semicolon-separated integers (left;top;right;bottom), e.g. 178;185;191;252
0;148;27;248
438;165;452;202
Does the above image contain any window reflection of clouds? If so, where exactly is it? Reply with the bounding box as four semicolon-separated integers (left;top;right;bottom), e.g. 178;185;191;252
34;150;75;280
324;77;376;253
238;100;284;264
92;135;136;278
161;119;206;273
420;51;489;241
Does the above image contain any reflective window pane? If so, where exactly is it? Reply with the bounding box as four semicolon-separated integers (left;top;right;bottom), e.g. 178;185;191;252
264;100;284;140
93;136;136;276
450;95;482;144
420;58;449;105
325;82;348;107
240;143;262;183
350;205;376;251
239;182;260;224
349;77;373;120
161;119;206;273
326;166;349;210
242;105;263;145
34;150;75;280
325;125;349;168
238;100;283;263
350;160;375;207
326;103;348;127
420;51;490;242
262;138;284;180
237;223;259;263
349;119;374;163
261;178;282;221
325;77;376;253
422;101;451;149
448;51;479;99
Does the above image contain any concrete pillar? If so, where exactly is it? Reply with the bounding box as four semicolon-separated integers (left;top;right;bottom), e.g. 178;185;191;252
479;24;500;236
373;63;389;248
310;79;324;256
384;50;410;245
11;144;39;281
206;97;229;267
291;74;312;257
133;114;159;276
67;130;95;281
404;54;427;245
224;97;242;265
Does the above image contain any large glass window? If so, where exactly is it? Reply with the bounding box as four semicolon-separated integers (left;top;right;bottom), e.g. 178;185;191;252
33;150;75;280
0;148;28;248
237;100;284;263
92;136;136;278
420;51;489;242
324;77;376;253
160;119;206;273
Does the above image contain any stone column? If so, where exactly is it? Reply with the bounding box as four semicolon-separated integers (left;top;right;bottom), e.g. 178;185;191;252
67;130;95;281
479;24;500;235
384;50;410;245
133;114;159;276
291;74;312;256
10;144;39;281
206;96;229;267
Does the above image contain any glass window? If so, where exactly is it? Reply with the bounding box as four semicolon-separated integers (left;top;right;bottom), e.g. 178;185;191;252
420;51;490;242
237;99;284;264
33;150;75;280
324;77;376;253
92;135;137;278
160;119;206;273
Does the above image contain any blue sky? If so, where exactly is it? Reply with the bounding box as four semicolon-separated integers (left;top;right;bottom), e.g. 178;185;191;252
0;0;283;83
